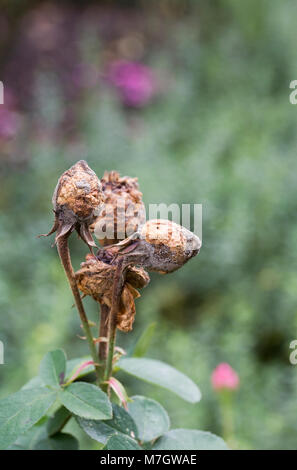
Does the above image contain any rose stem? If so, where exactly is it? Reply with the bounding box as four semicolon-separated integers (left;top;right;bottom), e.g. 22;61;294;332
98;303;109;361
103;258;125;386
57;234;102;386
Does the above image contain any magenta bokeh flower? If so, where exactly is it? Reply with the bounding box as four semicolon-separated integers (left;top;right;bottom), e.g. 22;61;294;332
0;108;20;139
107;60;155;108
211;363;239;391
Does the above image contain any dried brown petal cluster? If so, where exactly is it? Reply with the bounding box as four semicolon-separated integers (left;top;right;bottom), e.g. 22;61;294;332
41;162;201;336
75;255;150;332
42;160;103;249
90;171;145;246
102;219;201;274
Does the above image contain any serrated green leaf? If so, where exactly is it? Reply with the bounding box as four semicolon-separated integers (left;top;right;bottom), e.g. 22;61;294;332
77;403;137;445
59;382;112;420
8;420;48;450
47;406;71;437
132;323;156;357
152;429;229;450
34;433;79;450
104;433;142;450
118;358;201;403
128;395;170;442
21;376;43;390
22;356;94;392
0;387;57;450
39;349;67;388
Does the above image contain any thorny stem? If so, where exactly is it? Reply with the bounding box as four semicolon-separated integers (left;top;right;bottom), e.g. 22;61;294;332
57;235;102;386
98;303;109;362
103;258;125;388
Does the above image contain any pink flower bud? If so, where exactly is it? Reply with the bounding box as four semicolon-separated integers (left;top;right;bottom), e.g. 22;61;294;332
211;363;239;391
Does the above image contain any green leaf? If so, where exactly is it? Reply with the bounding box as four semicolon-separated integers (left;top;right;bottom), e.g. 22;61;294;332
21;376;43;390
8;420;48;450
21;356;94;391
34;433;79;450
152;429;229;450
0;387;57;450
128;395;170;442
118;358;201;403
39;349;67;388
47;406;71;437
59;382;112;420
132;323;156;357
104;433;142;450
77;403;137;445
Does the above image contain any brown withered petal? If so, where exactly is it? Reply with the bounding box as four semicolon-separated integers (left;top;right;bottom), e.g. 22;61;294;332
101;219;201;274
117;283;139;332
125;266;150;289
41;160;103;249
90;170;145;246
75;255;149;332
75;257;114;304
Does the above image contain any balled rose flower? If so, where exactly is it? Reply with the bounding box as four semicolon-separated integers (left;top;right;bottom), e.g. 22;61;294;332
90;170;145;246
41;160;103;249
102;219;201;274
139;219;201;273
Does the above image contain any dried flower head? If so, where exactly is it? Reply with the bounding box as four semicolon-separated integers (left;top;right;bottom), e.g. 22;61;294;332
102;219;201;274
90;170;145;246
75;255;149;332
41;160;103;249
139;219;201;273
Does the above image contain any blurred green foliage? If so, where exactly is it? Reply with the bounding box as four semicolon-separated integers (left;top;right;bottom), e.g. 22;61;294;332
1;0;297;449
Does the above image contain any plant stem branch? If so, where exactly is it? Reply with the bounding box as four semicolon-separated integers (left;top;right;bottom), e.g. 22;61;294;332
219;390;234;443
103;258;125;385
57;235;102;386
98;303;109;361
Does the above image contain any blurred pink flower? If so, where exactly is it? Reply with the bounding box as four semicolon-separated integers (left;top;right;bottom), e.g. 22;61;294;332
0;108;20;139
211;363;239;391
107;60;155;107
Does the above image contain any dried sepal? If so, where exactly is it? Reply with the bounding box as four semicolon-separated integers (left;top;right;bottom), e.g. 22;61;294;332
41;160;103;249
90;170;145;246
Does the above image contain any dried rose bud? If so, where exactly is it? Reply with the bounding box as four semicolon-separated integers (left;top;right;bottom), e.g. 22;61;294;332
75;256;149;332
139;219;201;273
102;219;201;274
42;160;103;249
90;171;145;246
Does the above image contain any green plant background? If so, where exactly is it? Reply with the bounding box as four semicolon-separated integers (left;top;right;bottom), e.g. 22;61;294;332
1;0;297;450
